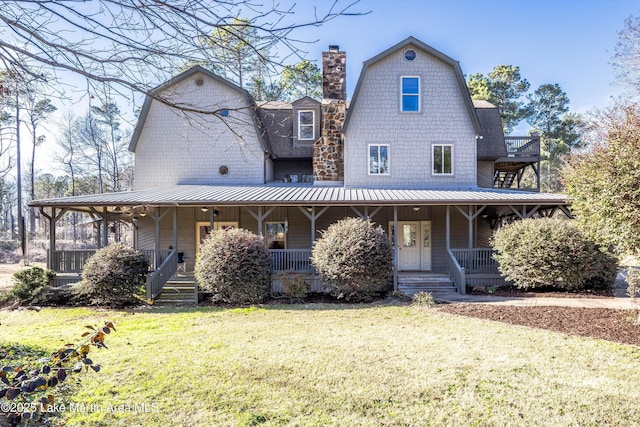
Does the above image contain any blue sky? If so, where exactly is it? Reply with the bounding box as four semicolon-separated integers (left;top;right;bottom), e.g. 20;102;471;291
32;0;639;171
294;0;638;115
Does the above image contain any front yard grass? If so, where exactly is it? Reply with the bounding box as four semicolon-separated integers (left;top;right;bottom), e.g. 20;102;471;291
2;304;640;426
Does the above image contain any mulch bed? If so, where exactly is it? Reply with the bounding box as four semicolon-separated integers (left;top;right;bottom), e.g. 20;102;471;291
438;304;640;346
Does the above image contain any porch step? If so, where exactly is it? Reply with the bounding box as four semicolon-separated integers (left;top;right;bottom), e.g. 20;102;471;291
397;273;457;296
154;279;198;305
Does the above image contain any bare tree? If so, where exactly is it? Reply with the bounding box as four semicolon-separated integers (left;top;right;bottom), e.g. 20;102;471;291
23;95;56;234
0;1;365;114
613;15;640;97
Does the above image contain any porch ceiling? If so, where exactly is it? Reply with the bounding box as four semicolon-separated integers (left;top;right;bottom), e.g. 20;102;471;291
30;184;569;212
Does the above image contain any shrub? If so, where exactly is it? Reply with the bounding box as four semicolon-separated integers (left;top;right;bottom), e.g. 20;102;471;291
491;218;619;290
312;217;393;301
10;266;55;302
81;243;148;307
279;271;311;301
0;322;115;426
412;291;436;307
195;228;271;304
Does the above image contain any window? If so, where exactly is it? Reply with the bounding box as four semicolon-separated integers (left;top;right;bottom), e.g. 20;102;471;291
432;144;453;175
266;222;286;249
298;110;315;140
404;49;416;61
369;144;389;175
401;76;420;112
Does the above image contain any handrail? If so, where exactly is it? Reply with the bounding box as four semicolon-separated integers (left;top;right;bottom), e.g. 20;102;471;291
146;250;177;300
447;249;466;294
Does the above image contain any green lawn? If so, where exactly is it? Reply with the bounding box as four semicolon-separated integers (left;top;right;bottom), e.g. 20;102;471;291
2;304;640;426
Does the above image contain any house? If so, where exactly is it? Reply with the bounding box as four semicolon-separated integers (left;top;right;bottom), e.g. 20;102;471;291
32;36;569;302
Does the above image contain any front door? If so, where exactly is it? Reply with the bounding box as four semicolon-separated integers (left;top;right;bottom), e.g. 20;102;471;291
399;222;421;270
195;221;238;253
394;221;432;271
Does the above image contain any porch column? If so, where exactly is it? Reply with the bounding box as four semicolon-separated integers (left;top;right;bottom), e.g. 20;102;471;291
445;206;450;250
311;206;315;243
297;206;330;246
393;206;398;292
173;207;178;250
244;206;274;238
455;205;487;250
101;207;108;247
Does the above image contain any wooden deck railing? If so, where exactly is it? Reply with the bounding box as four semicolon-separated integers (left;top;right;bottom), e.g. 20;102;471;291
504;135;540;157
146;250;177;300
450;248;506;290
270;249;314;272
50;249;97;273
451;249;500;273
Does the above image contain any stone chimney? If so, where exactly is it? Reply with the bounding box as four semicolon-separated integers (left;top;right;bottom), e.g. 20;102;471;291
322;45;346;100
314;46;346;184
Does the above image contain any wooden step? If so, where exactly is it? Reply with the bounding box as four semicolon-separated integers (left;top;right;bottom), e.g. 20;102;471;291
154;280;198;305
397;273;456;296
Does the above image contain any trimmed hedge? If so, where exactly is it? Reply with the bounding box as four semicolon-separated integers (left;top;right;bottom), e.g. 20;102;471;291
195;228;271;304
312;217;393;301
491;218;618;290
81;243;148;307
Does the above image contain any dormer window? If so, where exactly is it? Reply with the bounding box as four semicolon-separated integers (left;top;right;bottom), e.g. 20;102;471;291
298;110;315;140
401;76;420;112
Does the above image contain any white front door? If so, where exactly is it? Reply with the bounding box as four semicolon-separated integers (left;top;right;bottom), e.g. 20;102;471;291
195;221;238;253
394;221;432;271
399;222;421;270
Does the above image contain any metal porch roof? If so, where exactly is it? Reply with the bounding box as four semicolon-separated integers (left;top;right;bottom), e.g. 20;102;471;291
31;184;569;209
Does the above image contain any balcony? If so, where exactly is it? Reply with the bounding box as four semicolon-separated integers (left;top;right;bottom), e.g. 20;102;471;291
494;134;541;190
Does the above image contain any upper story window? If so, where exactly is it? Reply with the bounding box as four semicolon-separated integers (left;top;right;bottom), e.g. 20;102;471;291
401;76;420;112
432;144;453;175
369;144;389;175
298;110;315;140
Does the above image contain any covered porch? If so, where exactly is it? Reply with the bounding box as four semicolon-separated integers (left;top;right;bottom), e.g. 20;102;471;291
32;184;570;301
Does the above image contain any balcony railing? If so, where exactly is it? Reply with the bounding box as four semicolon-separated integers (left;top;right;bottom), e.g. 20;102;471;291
504;135;540;158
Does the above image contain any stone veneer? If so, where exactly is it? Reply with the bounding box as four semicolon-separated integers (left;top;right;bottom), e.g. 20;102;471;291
314;46;346;183
313;100;345;182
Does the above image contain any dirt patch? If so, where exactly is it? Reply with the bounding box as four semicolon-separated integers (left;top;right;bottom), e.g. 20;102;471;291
439;304;640;346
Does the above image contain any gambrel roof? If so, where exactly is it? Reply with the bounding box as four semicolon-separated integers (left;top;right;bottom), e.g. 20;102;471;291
343;36;481;134
128;65;273;156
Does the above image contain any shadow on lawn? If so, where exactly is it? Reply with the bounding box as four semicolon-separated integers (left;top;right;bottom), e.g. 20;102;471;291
138;296;409;315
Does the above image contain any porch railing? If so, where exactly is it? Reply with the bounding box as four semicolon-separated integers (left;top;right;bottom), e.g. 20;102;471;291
450;248;506;290
50;249;97;273
447;249;466;294
146;250;177;300
270;249;314;272
49;249;173;273
451;249;499;273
